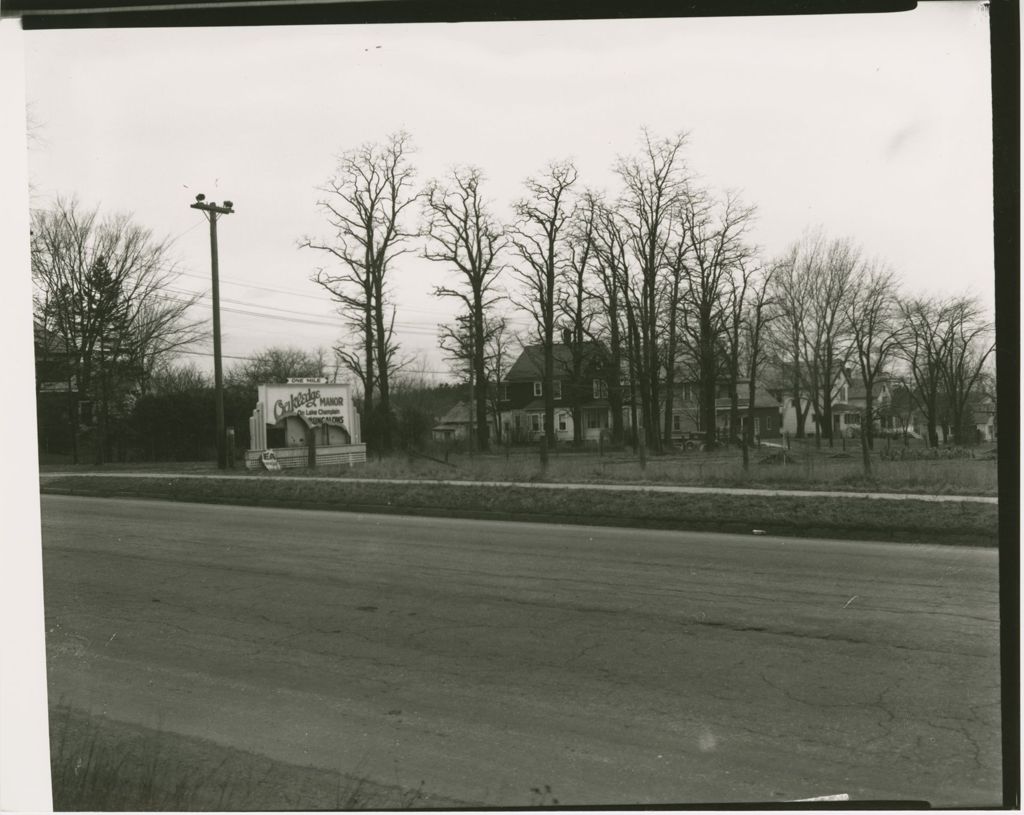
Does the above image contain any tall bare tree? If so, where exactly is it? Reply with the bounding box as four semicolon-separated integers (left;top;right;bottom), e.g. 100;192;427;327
767;242;813;438
588;197;630;446
422;166;505;452
301;131;418;454
894;294;993;447
771;230;856;446
843;260;901;475
559;191;600;447
616;130;689;452
32;198;202;463
937;296;994;444
896;296;947;447
678;189;756;449
509;160;578;449
740;263;777;471
803;236;857;446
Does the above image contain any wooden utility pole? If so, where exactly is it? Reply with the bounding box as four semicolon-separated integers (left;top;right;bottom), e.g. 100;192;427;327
190;194;234;469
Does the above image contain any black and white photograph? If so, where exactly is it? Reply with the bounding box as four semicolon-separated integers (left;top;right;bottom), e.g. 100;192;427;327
0;0;1012;810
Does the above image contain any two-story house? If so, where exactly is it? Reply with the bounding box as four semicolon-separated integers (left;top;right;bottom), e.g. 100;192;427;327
499;342;621;444
669;379;782;444
774;365;897;439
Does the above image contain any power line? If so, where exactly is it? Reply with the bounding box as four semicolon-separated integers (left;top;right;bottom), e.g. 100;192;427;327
174;347;455;376
158;287;462;336
174;268;526;321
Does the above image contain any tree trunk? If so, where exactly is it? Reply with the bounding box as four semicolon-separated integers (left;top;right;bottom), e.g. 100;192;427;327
473;304;490;453
543;333;555;450
743;380;758;473
860;417;872;478
729;387;740;448
864;391;875;450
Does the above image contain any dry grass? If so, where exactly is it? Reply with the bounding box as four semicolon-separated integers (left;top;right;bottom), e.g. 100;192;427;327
327;443;999;496
48;703;453;810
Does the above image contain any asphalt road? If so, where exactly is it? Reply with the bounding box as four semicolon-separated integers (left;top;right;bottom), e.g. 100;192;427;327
40;495;1002;807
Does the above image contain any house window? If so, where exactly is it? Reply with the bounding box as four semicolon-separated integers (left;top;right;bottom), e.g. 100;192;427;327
530;414;541;431
592;378;608;399
683;384;693;402
766;415;773;431
533;381;542;397
754;417;761;434
553;380;562;399
558;413;567;431
672;414;681;431
499;383;509;401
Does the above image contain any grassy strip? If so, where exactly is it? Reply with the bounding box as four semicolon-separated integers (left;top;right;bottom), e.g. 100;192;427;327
49;704;466;810
40;474;997;546
38;444;1000;496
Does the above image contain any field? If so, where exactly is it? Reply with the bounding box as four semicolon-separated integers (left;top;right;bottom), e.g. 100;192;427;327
40;438;999;496
338;439;1000;496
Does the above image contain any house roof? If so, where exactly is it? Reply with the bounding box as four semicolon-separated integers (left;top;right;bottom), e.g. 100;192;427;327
437;401;472;425
505;342;608;381
847;377;891;401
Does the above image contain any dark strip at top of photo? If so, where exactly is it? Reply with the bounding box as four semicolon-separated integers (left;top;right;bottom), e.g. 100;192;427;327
8;0;921;30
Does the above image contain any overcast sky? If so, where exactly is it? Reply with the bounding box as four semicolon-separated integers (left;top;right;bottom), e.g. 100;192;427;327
21;2;993;380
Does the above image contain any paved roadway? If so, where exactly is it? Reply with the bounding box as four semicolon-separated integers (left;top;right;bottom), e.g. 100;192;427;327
40;495;1002;807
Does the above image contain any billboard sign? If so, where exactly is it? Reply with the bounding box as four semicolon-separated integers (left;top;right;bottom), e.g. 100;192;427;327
257;382;354;430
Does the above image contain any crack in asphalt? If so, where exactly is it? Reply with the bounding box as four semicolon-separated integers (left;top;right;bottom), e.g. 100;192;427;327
697;620;871;646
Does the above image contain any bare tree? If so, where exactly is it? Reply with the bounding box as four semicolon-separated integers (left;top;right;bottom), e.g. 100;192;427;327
894;295;994;447
32;198;202;463
301;131;418;454
437;312;509;448
937;296;994;444
509;160;578;449
721;255;764;458
894;295;993;447
588;197;630;446
559;191;600;447
422;166;505;452
896;296;947;447
678;189;756;449
843;260;901;475
616;130;689;452
149;361;211;394
767;242;813;438
225;345;328;388
803;236;857;446
740;263;777;471
771;230;856;446
658;208;691;447
483;316;513;445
